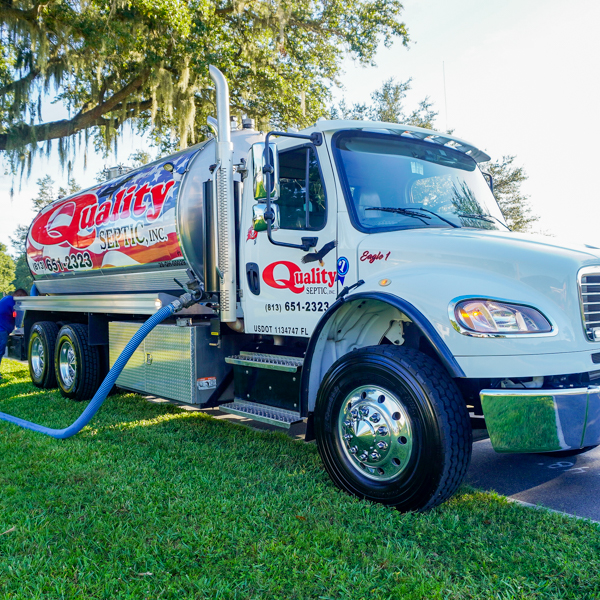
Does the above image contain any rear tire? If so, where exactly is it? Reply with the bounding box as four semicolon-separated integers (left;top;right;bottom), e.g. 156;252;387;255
315;346;472;512
54;324;101;401
28;321;59;389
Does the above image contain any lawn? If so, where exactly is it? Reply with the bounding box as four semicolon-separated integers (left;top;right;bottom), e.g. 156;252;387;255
0;358;599;599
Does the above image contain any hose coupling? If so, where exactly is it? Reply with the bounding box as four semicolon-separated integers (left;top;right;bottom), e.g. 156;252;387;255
172;290;204;312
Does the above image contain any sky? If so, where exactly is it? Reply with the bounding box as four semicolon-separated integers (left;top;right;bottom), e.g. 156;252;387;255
1;0;599;252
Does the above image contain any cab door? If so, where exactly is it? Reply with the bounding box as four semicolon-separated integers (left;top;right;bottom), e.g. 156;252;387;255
241;141;338;338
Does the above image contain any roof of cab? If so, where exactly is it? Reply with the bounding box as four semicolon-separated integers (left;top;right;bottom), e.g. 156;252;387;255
303;119;491;163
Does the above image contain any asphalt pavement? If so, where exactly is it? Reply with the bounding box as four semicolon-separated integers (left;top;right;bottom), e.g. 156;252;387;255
466;438;600;522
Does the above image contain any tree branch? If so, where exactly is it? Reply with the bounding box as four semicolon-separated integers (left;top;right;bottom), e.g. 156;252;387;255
0;70;152;151
0;68;41;97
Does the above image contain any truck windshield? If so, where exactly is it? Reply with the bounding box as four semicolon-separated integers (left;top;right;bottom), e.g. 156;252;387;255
333;130;507;233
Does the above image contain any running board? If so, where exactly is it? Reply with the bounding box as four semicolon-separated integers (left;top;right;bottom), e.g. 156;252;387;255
225;351;303;373
219;400;304;428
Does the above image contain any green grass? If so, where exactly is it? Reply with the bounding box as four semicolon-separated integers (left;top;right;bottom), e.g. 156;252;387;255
0;359;599;599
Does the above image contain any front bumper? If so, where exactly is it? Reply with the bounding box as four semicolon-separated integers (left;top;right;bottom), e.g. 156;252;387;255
480;386;600;453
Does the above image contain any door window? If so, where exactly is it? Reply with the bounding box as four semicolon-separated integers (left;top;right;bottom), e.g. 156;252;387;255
277;146;326;230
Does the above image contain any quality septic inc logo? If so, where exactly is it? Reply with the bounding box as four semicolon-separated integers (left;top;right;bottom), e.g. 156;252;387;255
262;261;336;294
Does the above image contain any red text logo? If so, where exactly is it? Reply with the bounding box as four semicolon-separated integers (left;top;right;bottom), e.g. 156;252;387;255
30;180;175;249
262;261;336;294
360;250;391;264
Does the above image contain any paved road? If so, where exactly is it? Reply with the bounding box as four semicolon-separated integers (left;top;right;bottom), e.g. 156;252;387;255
466;438;600;522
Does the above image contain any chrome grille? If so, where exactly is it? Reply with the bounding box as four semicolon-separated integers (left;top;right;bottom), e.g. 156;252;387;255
579;268;600;340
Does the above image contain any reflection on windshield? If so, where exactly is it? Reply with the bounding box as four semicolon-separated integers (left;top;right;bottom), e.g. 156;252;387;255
334;131;507;232
450;181;496;230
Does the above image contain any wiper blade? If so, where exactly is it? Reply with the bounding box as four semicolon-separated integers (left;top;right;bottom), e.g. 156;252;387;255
408;207;460;228
366;206;431;218
367;206;460;229
365;206;431;225
458;213;510;230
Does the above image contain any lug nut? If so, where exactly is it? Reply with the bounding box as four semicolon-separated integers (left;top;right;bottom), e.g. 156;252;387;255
377;426;389;436
359;452;369;461
350;446;358;454
344;433;353;441
343;420;353;428
369;451;380;461
350;409;359;419
360;406;370;416
370;413;381;423
376;441;388;450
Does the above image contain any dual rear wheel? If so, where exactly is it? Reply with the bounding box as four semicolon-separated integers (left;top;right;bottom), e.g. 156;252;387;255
28;322;101;401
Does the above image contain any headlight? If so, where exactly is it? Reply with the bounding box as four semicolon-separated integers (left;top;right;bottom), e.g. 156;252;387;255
451;299;553;335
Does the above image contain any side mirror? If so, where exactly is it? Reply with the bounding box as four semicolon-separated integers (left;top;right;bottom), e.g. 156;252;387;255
253;142;279;200
253;203;279;232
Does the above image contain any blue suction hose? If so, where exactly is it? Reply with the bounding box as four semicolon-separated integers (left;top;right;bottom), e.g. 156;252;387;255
0;292;196;439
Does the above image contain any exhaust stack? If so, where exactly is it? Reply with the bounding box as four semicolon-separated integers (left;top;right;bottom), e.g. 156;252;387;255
209;65;237;323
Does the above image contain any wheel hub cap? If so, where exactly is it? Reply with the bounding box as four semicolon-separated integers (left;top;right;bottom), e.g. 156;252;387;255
58;341;76;388
337;385;413;481
31;337;44;378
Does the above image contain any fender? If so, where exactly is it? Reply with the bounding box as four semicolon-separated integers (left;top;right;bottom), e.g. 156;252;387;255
301;291;466;417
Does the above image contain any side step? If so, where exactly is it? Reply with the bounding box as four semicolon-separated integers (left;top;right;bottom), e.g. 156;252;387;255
225;351;303;372
219;400;304;428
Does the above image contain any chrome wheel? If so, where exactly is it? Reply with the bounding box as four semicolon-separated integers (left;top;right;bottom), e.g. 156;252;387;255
58;340;77;389
30;336;44;379
337;385;414;481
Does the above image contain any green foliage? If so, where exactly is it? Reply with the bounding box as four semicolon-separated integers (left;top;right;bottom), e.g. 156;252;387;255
129;150;153;167
1;0;409;172
480;155;538;233
11;253;32;292
1;358;600;598
27;175;81;211
9;224;28;256
0;242;15;294
332;77;438;128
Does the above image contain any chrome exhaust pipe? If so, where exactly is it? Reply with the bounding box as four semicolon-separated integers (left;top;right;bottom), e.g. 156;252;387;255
209;65;237;323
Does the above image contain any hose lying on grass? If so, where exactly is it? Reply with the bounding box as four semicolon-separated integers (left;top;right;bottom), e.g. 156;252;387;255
0;292;198;439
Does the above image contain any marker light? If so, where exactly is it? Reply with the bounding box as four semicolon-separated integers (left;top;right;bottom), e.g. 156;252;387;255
154;299;163;310
453;299;552;334
379;278;392;287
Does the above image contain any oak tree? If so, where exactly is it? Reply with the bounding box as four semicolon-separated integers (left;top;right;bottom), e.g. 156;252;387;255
1;0;409;172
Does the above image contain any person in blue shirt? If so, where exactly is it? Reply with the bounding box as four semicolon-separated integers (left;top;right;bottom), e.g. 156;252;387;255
0;289;27;379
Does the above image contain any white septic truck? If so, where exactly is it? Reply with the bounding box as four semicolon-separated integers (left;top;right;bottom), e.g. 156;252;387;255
11;66;600;511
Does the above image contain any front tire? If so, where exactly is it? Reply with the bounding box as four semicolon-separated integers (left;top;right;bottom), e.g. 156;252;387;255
315;346;472;512
55;324;100;401
28;321;59;389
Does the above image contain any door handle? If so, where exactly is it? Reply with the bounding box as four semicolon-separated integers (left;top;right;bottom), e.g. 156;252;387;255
246;262;260;296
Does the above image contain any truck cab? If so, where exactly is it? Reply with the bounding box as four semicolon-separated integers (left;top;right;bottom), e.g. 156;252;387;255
14;67;600;512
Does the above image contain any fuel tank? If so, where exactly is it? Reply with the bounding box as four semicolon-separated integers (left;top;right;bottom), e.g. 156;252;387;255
27;129;262;295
